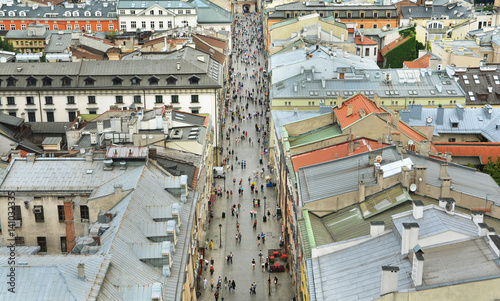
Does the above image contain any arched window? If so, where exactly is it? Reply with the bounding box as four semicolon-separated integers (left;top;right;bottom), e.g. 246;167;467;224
8;11;15;16
19;11;26;17
84;11;91;17
64;11;71;17
95;11;102;17
73;11;79;17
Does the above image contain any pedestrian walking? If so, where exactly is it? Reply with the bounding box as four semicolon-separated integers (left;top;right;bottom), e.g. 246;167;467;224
203;277;208;289
232;280;236;292
214;291;219;301
211;279;214;291
210;265;214;276
257;234;260;246
224;277;228;289
210;239;214;250
252;259;256;270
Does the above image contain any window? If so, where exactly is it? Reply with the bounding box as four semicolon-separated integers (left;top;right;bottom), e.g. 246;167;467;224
451;122;458;128
96;24;102;31
155;95;163;103
10;24;16;30
89;110;97;114
360;24;364;28
121;23;126;31
159;10;163;15
191;95;199;103
159;21;164;29
112;77;123;85
151;21;155;29
171;95;179;103
95;11;101;17
120;9;125;14
53;25;58;30
67;96;75;104
88;96;96;104
386;11;391;18
75;24;80;30
141;21;146;29
26;96;35;105
374;48;377;56
15;237;25;245
73;11;79;17
84;11;91;17
108;24;114;31
7;97;15;105
7;77;16;87
168;21;172;28
28;112;36;122
60;237;67;253
85;78;95;86
178;10;183;14
360;12;365;18
373;11;378;18
115;95;123;103
373;24;378;28
347;12;352;18
27;77;37;87
189;76;199;85
134;95;141;103
45;96;53;105
149;77;159;85
131;77;141;85
167;77;177;85
46;111;55;122
150;10;154;15
186;9;191;14
13;205;22;220
130;10;135;14
34;206;44;222
9;112;16;117
42;77;52;86
68;111;76;122
131;21;137;29
191;108;199;114
80;205;89;220
0;25;4;30
58;205;65;222
365;48;370;56
37;237;47;252
181;21;188;27
448;138;456;142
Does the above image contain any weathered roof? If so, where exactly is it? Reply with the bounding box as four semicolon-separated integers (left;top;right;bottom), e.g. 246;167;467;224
0;2;117;19
403;53;431;69
41;137;62;145
192;0;233;24
0;112;24;127
334;93;386;129
354;35;377;45
0;246;40;255
28;122;72;134
400;4;471;19
433;142;500;164
454;66;500;105
45;32;73;53
117;0;194;9
271;110;322;140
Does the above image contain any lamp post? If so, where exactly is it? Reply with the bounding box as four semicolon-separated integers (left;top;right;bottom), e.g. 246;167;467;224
219;224;222;248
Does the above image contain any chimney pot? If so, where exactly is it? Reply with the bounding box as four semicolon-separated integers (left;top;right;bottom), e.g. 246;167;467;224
478;223;488;237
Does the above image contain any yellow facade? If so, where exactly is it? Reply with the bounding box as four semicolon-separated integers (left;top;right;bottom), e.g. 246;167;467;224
10;38;45;53
300;260;310;301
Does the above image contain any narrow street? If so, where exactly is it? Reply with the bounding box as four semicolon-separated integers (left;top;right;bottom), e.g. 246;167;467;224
198;12;295;301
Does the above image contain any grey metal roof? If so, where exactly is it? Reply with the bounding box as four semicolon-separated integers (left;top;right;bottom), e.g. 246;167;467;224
0;246;40;255
193;0;233;24
311;232;413;301
400;4;472;19
271;67;465;101
0;255;110;301
272;110;323;140
45;32;73;53
297;146;400;204
41;137;62;145
393;205;478;240
400;104;500;142
28;122;72;134
453;66;500;105
270;2;397;19
270;45;379;84
0;2;117;20
408;154;500;205
0;112;24;127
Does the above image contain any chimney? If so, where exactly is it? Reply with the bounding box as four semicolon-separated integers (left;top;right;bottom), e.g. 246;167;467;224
176;62;181;70
471;210;484;225
445;152;452;163
391;110;400;129
358;180;365;203
381;266;399;296
439;163;449;179
370;221;385;237
411;247;425;286
440;177;451;198
26;153;36;162
413;200;424;219
337;94;343;109
373;93;380;108
401;223;419;255
478;223;488;237
488;85;493;93
64;199;75;253
419;140;431;157
377;168;384;188
114;183;123;194
436;105;444;125
77;263;85;279
455;104;464;120
347;104;353;116
97;121;104;134
414;166;427;193
349;139;355;153
110;117;116;132
115;117;122;132
485;104;493;119
85;152;93;162
489;235;500;257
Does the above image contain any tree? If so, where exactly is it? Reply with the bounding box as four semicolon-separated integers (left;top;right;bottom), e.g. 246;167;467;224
0;37;15;52
482;156;500;185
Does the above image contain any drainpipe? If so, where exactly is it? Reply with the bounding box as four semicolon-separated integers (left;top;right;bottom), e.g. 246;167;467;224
37;91;43;121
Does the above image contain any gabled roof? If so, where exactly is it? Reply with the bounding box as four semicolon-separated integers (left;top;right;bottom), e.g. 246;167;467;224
380;35;410;56
433;142;500;164
291;138;388;173
403;53;431;68
333;93;385;129
0;112;24;127
354;35;377;45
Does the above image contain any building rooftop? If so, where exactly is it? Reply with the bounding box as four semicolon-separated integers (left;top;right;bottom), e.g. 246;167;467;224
400;3;472;20
453;66;500;105
334;93;386;129
380;35;410;56
0;2;117;20
271;110;323;140
432;40;480;57
433;142;500;164
354;35;377;45
403;53;432;69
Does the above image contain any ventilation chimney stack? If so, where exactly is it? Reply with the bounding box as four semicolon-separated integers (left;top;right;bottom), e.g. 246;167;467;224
411;247;425;286
413;200;424;219
370;221;385;237
471;210;484;226
337;94;343;109
381;266;399;296
478;223;488;237
391;110;400;129
373;93;380;108
401;223;419;255
77;263;85;279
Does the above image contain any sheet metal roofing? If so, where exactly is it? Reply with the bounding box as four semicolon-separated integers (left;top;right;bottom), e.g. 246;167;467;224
291;138;388;173
400;3;471;19
297;146;400;204
0;2;117;19
0;255;110;301
118;0;194;9
272;110;323;140
0;112;24;127
400;104;500;142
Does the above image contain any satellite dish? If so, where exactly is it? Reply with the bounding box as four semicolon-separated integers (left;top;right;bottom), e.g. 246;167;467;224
142;135;147;139
408;140;414;145
426;116;433;124
149;135;154;139
410;184;417;192
80;148;85;154
375;155;382;163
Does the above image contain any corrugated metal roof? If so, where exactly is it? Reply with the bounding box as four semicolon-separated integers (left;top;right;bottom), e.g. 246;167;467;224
28;122;72;134
41;137;62;145
0;112;24;127
0;246;40;255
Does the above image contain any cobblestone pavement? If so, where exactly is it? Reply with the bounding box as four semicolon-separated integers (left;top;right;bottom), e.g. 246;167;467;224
198;12;295;301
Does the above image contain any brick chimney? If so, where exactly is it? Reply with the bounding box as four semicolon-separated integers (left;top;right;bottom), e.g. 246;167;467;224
414;166;427;193
64;199;75;253
381;266;399;296
373;93;380;108
337;94;343;109
358;180;365;203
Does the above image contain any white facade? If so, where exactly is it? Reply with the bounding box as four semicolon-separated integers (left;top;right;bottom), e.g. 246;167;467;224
118;4;198;32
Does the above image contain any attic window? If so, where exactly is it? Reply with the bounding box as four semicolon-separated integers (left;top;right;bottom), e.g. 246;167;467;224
112;77;123;86
149;77;159;85
451;122;458;128
95;11;102;17
167;76;177;85
64;11;71;17
73;11;79;16
62;77;72;86
7;77;16;87
464;80;470;84
84;11;91;17
131;77;141;85
27;77;37;87
189;76;199;85
84;77;95;86
42;77;52;87
475;80;480;84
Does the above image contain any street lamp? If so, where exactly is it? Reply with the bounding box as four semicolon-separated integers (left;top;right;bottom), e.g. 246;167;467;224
219;224;222;248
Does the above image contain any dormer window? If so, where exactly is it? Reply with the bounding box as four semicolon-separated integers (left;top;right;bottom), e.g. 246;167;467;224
7;77;16;87
62;77;72;86
64;11;71;17
42;77;52;86
131;77;141;85
8;11;15;17
95;11;102;17
451;122;458;128
19;11;26;17
112;77;123;86
73;11;79;17
27;77;37;87
189;76;199;85
0;12;4;17
84;11;91;17
149;76;159;85
167;76;177;85
84;77;95;86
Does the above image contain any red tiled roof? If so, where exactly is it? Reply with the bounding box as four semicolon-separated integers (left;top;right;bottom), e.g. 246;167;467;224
291;138;388;173
380;36;410;56
403;53;431;69
348;28;355;33
334;93;385;129
433;142;500;164
398;121;428;144
355;36;377;45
